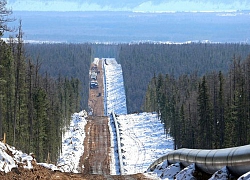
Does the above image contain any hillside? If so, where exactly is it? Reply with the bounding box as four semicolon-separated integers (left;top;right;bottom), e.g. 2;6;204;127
0;58;173;179
2;57;250;179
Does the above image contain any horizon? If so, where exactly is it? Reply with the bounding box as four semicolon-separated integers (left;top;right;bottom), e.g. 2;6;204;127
4;11;250;44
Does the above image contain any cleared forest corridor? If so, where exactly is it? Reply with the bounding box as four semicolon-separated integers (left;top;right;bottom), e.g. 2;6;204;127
80;116;110;175
79;59;111;175
78;59;152;179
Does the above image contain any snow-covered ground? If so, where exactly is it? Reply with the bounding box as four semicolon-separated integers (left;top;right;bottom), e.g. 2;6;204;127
117;113;173;174
103;58;174;177
104;58;127;115
0;111;87;174
56;110;87;173
0;141;34;173
2;57;250;180
104;58;127;175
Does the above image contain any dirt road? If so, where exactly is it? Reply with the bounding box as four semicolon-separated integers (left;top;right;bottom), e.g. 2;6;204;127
88;59;104;116
79;59;154;179
80;116;110;175
80;59;111;175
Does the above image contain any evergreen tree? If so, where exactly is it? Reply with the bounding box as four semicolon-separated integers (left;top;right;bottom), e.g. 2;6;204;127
0;40;15;141
197;76;212;148
179;104;186;147
33;88;48;162
0;0;13;36
218;71;225;148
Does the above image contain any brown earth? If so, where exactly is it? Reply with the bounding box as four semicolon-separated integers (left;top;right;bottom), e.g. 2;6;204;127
79;59;153;179
0;59;154;179
79;116;111;175
88;60;104;116
0;163;151;180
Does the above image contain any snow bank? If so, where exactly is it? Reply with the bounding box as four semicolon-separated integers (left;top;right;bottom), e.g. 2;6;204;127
238;171;250;180
57;110;87;173
149;161;196;180
160;163;181;179
117;112;174;174
209;166;230;180
0;142;35;173
176;163;196;180
0;111;87;174
104;58;174;177
104;58;127;115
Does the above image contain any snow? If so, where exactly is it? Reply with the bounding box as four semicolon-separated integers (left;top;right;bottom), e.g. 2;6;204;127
103;58;174;177
56;110;87;173
238;171;250;180
152;160;169;177
151;161;198;180
0;111;87;174
117;113;173;174
160;163;181;180
0;141;35;173
176;163;196;180
2;56;250;179
209;166;230;180
102;57;250;180
104;58;127;115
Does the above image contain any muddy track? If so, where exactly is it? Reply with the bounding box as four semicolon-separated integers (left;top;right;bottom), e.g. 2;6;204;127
88;60;104;116
80;59;111;175
79;59;154;179
80;116;111;175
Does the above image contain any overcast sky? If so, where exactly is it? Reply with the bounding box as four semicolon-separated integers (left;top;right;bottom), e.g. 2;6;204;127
7;0;250;11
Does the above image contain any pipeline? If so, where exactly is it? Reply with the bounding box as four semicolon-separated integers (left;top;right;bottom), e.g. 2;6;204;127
110;111;124;175
103;59;124;174
102;58;108;116
147;144;250;176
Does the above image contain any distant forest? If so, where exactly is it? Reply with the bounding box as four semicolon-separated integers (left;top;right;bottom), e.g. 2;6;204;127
26;43;250;114
25;43;92;109
117;43;250;113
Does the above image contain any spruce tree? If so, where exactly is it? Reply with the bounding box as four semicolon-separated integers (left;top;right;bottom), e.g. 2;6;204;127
197;76;212;148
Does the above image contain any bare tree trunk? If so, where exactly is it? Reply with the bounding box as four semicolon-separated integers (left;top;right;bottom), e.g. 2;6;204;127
13;20;23;145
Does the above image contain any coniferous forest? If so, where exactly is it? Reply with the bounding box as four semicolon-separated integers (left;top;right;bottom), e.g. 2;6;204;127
25;43;92;109
117;43;250;113
143;56;250;149
0;14;86;162
2;0;250;163
14;42;250;155
0;40;79;162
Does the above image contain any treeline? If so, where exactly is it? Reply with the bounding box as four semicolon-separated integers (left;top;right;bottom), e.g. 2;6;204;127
118;43;250;113
25;43;92;109
25;43;250;114
143;55;250;149
0;27;80;162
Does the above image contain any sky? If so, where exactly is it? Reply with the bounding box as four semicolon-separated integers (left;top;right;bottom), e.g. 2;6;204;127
7;0;250;12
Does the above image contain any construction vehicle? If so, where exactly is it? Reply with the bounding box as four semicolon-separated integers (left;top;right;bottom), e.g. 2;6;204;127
90;80;99;89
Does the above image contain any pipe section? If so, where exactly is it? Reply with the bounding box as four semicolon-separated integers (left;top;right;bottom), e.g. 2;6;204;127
148;145;250;176
111;111;124;175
